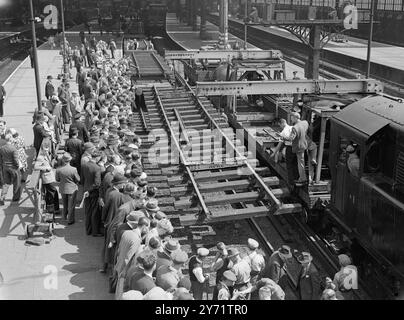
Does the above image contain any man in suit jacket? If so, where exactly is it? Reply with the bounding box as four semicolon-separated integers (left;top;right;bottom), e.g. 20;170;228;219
0;84;6;117
127;252;156;295
296;252;321;300
33;114;51;156
81;150;102;236
56;152;80;225
65;127;83;173
290;112;309;186
0;133;21;204
45;75;55;100
70;113;89;143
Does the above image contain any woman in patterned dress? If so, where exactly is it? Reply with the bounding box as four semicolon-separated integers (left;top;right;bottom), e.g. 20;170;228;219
8;128;28;182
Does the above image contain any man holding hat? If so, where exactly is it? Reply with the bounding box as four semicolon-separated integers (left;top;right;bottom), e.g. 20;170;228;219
45;75;55;100
188;247;210;300
156;250;189;291
296;251;321;300
245;238;265;285
210;242;232;300
262;244;292;287
56;152;80;225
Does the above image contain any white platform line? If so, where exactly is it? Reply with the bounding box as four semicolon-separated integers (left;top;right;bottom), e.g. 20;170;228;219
2;57;28;86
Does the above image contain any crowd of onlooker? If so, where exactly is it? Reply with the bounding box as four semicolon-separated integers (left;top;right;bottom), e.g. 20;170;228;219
28;32;358;300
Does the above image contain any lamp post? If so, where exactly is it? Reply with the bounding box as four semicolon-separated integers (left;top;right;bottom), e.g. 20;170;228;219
366;0;374;78
60;0;68;79
244;0;248;49
29;0;42;111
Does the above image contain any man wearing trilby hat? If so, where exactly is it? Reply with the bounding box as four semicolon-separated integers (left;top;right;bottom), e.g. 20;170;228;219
56;152;80;225
296;251;321;300
262;244;293;287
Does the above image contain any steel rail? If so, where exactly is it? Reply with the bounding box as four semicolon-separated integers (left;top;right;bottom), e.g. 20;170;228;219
139;106;149;132
153;85;210;218
131;52;141;80
176;73;282;210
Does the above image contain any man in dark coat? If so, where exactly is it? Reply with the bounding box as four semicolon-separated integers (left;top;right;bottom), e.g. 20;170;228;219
65;127;83;174
81;150;102;236
70;113;89;143
0;133;21;205
296;252;321;300
0;84;6;117
33;114;51;156
45;75;55;100
56;152;80;224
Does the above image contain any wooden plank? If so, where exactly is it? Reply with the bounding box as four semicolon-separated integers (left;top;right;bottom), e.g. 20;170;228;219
274;203;302;215
175;189;290;209
167;167;270;185
170;176;280;196
180;206;270;226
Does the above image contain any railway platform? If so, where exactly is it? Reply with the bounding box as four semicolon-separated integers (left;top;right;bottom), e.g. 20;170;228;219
213;13;404;86
0;49;111;300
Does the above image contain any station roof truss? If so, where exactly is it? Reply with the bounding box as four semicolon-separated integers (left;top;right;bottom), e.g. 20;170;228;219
245;19;379;50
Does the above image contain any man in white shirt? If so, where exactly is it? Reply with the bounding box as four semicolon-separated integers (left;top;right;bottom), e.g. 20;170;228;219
228;248;251;294
271;118;299;186
245;238;265;285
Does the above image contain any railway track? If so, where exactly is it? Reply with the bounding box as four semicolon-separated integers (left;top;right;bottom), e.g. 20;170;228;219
128;58;379;298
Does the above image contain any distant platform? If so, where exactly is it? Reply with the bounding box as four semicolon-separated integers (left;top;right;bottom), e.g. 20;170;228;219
213;13;404;84
166;13;322;80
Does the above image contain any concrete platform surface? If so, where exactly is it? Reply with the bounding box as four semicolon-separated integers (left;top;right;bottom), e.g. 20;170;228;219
0;47;113;300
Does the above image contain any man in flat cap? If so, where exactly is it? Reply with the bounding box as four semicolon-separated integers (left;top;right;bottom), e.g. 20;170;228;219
56;152;80;225
333;254;357;300
262;245;292;288
156;250;189;291
189;247;210;300
217;270;243;300
245;238;265;285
